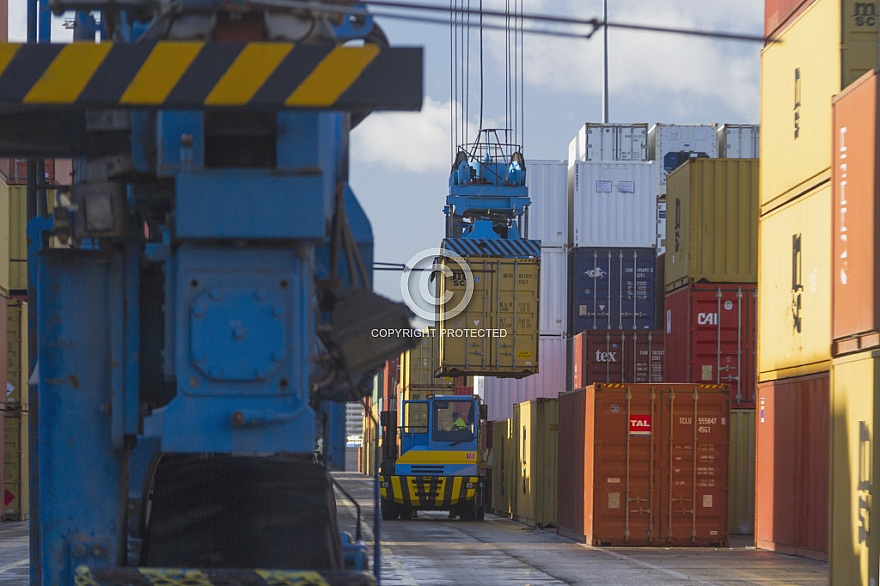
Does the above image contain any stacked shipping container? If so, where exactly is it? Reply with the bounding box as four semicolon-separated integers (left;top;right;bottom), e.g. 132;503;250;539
663;158;759;536
481;160;569;421
828;68;880;584
757;0;877;565
557;383;730;546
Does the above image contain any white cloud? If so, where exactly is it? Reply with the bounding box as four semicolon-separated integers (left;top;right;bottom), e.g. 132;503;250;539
351;98;502;172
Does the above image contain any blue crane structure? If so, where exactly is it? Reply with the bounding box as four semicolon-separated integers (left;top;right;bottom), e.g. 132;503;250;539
0;1;422;584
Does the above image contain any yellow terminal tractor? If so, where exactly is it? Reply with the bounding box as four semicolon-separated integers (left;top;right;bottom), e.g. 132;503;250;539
380;395;487;521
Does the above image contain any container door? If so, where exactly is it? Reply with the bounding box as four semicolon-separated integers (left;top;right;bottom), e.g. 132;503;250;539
591;385;659;545
658;388;729;546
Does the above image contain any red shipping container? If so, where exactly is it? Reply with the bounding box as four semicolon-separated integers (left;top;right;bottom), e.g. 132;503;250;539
832;69;880;354
572;330;664;389
756;372;829;560
764;0;816;40
557;383;730;547
665;283;757;408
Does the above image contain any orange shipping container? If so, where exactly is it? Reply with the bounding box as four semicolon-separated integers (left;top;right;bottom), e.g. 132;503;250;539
755;372;830;560
556;383;730;547
832;69;880;353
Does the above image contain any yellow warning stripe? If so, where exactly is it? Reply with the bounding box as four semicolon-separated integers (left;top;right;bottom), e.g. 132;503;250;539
205;43;293;106
120;42;203;105
286;45;379;107
24;43;112;104
256;569;330;585
0;44;20;77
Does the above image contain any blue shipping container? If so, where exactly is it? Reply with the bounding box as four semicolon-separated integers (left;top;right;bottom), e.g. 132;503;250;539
569;247;657;332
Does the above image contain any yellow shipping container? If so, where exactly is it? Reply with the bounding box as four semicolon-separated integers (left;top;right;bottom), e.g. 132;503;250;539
3;410;29;521
758;183;831;380
666;159;759;291
830;349;880;585
6;300;27;406
729;410;756;535
512;398;558;528
491;415;516;518
760;0;877;212
438;256;539;378
0;184;28;296
400;332;454;392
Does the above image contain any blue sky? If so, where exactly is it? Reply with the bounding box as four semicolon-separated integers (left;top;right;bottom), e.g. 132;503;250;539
8;1;764;301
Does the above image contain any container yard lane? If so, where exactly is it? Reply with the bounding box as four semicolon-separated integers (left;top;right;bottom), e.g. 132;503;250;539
333;471;828;586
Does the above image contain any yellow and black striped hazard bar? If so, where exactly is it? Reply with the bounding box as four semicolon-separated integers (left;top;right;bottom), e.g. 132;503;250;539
0;42;422;111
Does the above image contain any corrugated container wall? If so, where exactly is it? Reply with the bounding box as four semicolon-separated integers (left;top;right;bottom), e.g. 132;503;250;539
665;159;759;291
6;300;26;405
572;330;664;388
400;332;454;393
760;0;877;211
491;418;514;516
717;124;760;158
556;383;730;547
3;410;29;520
438;256;539;378
482;336;566;421
830;350;880;584
511;398;558;528
664;283;758;407
0;185;27;297
569;162;657;248
831;69;880;353
567;123;649;163
656;200;667;255
539;249;567;336
729;410;756;535
755;372;829;560
525;160;568;248
646;124;718;195
758;184;831;380
569;247;657;332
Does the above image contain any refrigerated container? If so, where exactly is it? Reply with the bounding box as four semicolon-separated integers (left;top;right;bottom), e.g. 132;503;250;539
830;350;880;584
511;398;557;528
567;123;649;164
761;0;877;211
665;159;759;291
481;335;566;421
569;161;657;248
438;254;540;378
758;183;831;380
539;249;567;336
572;330;664;388
755;372;829;560
717;124;760;158
557;383;730;546
656;200;666;255
525;160;568;248
569;247;657;332
646;124;718;195
832;69;880;353
665;283;757;408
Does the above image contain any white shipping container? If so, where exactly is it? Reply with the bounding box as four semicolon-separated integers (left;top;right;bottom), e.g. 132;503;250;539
482;336;567;421
569;161;657;248
647;124;718;194
539;248;567;336
525;160;567;248
656;201;667;255
717;124;760;158
568;123;649;164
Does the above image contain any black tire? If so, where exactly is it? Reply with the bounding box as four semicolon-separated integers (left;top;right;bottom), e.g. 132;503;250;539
141;454;344;570
380;498;398;521
459;501;477;521
399;507;413;521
